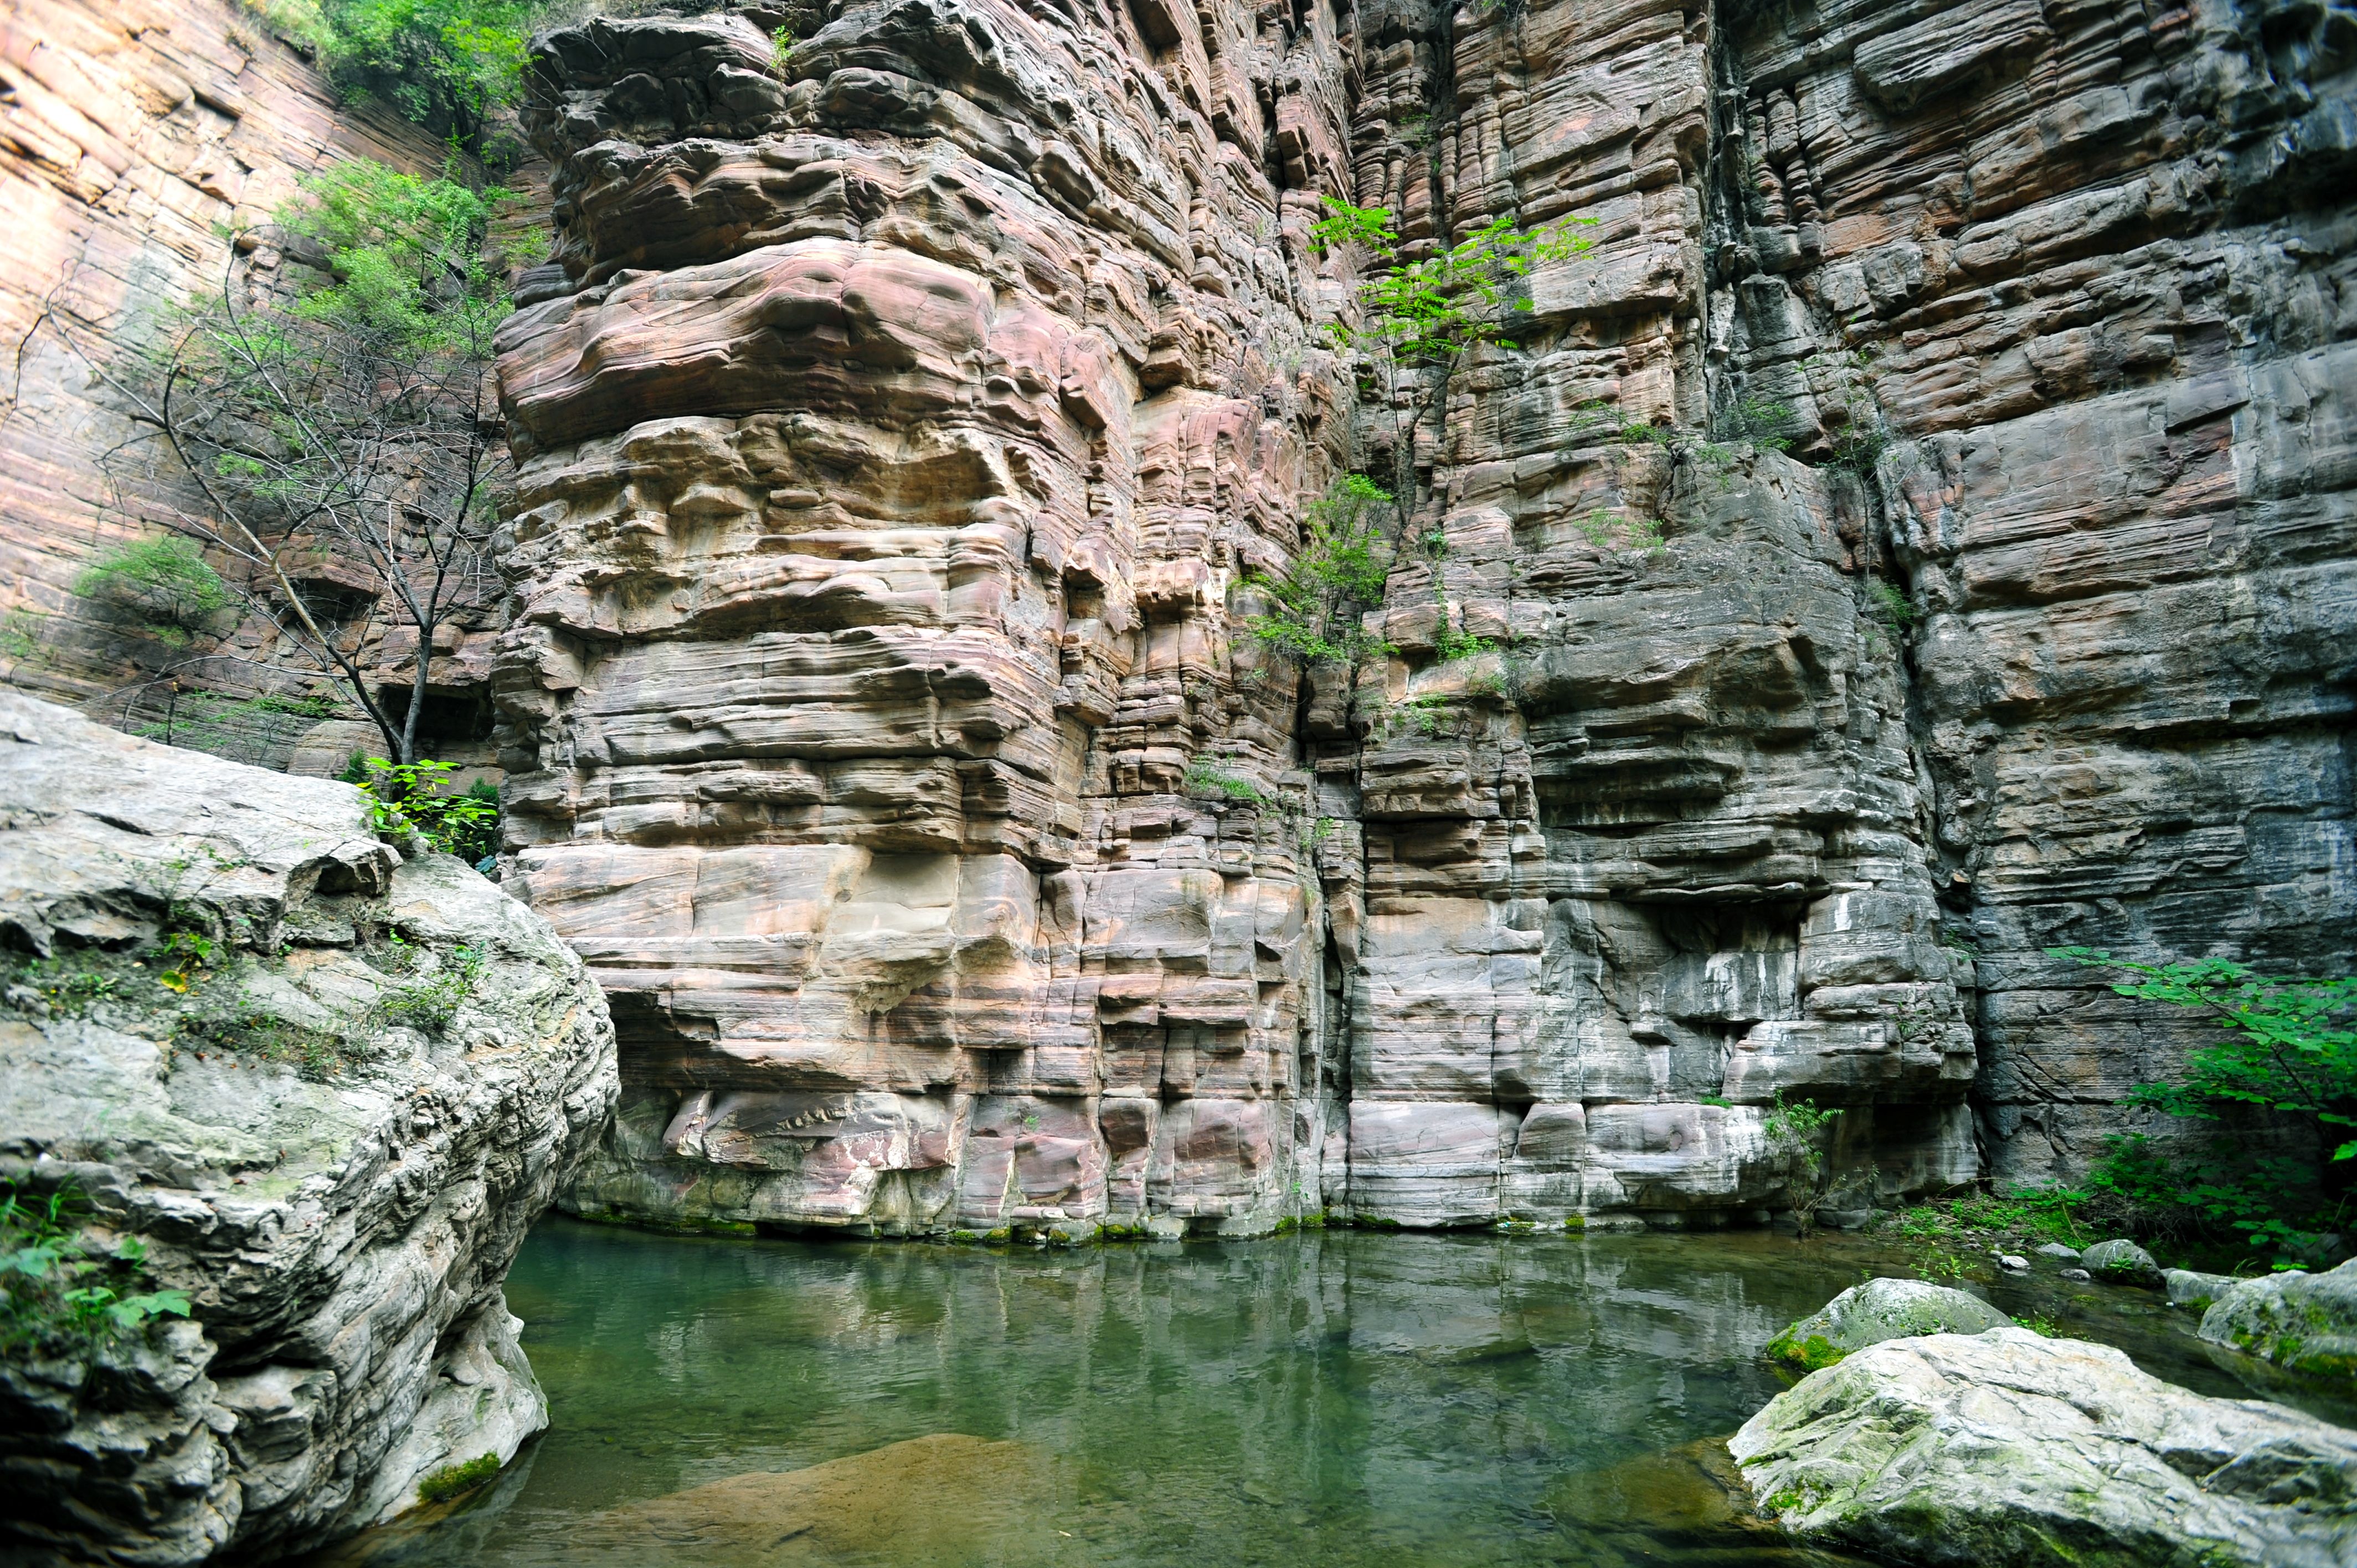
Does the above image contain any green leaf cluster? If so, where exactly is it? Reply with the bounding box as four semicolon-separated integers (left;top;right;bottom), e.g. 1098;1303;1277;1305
243;0;548;153
280;159;513;356
355;759;501;862
1182;759;1267;808
74;536;234;642
1;1184;191;1358
1310;197;1593;364
1766;1092;1844;1232
2055;947;2357;1265
1243;474;1399;667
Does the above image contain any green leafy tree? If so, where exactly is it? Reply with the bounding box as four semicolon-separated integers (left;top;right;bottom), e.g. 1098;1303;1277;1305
241;0;547;158
1310;198;1591;533
356;759;501;860
59;159;513;766
1765;1093;1844;1234
1241;473;1397;668
2055;947;2357;1262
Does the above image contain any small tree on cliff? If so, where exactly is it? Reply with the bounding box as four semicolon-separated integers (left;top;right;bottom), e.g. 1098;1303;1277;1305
1310;198;1593;538
61;158;512;766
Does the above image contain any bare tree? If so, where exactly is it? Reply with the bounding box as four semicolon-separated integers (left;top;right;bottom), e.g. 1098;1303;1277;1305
52;159;511;766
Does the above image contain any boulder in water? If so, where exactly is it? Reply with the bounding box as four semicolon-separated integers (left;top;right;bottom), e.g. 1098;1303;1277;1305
0;694;617;1564
1764;1277;2010;1370
1732;1326;2357;1567
2200;1260;2357;1390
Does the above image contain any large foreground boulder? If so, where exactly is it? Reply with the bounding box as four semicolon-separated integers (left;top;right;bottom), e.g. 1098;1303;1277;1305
0;695;616;1565
1764;1277;2010;1369
2201;1260;2357;1389
1731;1327;2357;1567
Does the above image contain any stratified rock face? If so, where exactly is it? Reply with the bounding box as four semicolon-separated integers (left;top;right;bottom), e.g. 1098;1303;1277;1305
0;694;617;1565
491;0;2353;1234
1730;1327;2357;1568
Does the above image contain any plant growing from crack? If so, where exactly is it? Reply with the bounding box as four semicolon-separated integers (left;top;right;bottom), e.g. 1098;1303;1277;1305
1310;197;1592;542
1241;473;1399;669
1766;1092;1844;1234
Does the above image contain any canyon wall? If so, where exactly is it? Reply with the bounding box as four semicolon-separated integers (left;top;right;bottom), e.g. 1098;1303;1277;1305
0;0;514;768
493;0;2354;1236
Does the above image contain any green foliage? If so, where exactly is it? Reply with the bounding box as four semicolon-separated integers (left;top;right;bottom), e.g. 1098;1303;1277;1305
1870;582;1916;636
245;0;547;154
1766;1093;1844;1233
373;943;484;1034
1;1184;190;1358
1573;507;1667;555
1310;197;1592;364
74;536;233;642
355;759;500;861
2056;947;2357;1266
281;159;513;355
1182;759;1267;808
769;25;799;75
1909;1242;1973;1285
1806;350;1892;477
1717;396;1795;452
417;1452;501;1504
1244;474;1398;668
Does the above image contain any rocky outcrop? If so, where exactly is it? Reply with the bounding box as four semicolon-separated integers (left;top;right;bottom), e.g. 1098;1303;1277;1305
2201;1260;2357;1388
1764;1276;2010;1368
485;0;2353;1236
1731;1326;2357;1567
0;694;616;1565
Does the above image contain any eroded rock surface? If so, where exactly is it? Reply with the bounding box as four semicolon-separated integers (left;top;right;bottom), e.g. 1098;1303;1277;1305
2201;1260;2357;1388
1763;1276;2010;1368
487;0;2354;1235
0;694;617;1565
1731;1327;2357;1567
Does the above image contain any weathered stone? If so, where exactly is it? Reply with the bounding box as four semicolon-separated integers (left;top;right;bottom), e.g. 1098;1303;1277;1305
2200;1261;2357;1389
1732;1327;2357;1567
2083;1239;2163;1285
1764;1277;2011;1370
0;694;617;1565
2168;1268;2241;1309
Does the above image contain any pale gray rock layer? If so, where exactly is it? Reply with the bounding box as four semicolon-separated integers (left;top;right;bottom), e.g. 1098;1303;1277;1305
0;694;618;1566
1731;1326;2357;1568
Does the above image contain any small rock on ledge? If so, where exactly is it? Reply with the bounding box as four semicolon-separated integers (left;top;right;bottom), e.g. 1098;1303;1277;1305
0;695;617;1565
1731;1327;2357;1567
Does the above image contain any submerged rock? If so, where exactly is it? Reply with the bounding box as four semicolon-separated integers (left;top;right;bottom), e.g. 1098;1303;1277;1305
2201;1261;2357;1390
570;1433;1067;1564
0;695;617;1565
1764;1277;2010;1370
1731;1327;2357;1567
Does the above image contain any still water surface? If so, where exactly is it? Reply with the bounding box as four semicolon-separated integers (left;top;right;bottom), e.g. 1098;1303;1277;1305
315;1219;2254;1568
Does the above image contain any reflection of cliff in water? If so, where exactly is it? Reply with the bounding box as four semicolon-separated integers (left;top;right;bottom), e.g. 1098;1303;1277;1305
310;1218;2323;1568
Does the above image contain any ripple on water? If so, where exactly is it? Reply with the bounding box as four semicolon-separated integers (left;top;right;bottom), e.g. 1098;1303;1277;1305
306;1220;2277;1568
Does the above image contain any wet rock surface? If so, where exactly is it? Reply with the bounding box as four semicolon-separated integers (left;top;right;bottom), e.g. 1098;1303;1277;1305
2201;1260;2357;1389
474;0;2355;1234
1764;1276;2011;1368
0;694;616;1565
1731;1326;2357;1568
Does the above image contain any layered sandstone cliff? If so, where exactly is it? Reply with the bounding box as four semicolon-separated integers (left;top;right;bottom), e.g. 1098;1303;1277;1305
487;0;2353;1236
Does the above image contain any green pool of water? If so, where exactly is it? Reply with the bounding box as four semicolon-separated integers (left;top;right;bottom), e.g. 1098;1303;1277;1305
313;1219;2267;1568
